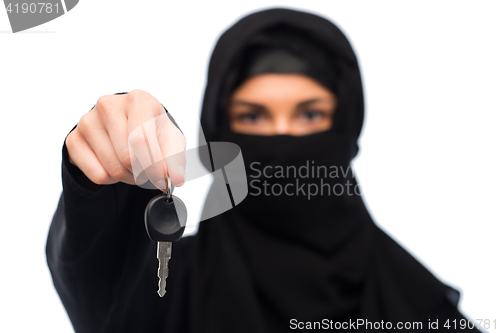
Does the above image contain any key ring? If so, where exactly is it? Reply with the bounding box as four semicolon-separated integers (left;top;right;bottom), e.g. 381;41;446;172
161;160;174;199
164;176;172;199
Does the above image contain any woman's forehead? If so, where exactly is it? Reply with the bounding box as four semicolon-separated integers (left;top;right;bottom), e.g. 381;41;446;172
229;74;335;102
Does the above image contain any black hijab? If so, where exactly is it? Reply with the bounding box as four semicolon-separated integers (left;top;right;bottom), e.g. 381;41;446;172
188;8;461;332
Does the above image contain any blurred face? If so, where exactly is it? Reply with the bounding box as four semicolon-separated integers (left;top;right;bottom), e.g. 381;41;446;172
228;74;337;136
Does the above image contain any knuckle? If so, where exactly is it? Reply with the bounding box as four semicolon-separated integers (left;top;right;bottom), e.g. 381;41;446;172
128;89;146;97
127;89;153;106
77;114;91;134
65;131;76;150
66;134;81;159
95;95;113;111
127;89;141;101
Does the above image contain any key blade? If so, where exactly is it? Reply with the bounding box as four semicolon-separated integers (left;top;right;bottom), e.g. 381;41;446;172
157;242;172;297
158;280;166;297
158;260;167;298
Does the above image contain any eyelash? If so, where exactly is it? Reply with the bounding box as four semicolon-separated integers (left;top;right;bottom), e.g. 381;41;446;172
300;110;326;120
235;110;327;123
238;112;263;123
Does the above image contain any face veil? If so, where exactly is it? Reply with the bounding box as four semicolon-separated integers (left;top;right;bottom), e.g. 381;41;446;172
188;8;462;333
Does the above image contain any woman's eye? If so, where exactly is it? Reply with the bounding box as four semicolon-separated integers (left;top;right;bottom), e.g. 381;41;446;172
301;110;325;121
238;112;263;123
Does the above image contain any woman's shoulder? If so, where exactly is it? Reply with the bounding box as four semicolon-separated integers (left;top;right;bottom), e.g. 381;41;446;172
175;234;197;261
178;234;196;246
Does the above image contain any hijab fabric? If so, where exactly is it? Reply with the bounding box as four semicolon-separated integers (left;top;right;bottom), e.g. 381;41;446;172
188;8;460;332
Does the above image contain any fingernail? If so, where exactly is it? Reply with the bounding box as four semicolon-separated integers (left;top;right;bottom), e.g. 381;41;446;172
154;179;166;190
178;165;185;186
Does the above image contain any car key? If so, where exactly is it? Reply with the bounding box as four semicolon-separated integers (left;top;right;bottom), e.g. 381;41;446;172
144;176;187;297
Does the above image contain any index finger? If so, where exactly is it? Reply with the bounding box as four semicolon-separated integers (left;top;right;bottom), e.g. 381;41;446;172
128;113;186;190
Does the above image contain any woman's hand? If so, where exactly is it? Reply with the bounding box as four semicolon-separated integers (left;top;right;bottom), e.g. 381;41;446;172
65;90;186;190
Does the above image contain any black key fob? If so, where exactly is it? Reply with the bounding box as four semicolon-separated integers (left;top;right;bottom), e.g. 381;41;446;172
144;194;187;242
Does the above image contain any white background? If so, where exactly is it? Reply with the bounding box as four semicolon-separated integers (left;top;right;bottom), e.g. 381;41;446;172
1;1;498;332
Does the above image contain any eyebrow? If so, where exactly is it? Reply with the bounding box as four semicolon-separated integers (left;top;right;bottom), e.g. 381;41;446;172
229;101;266;109
229;98;331;110
297;98;331;108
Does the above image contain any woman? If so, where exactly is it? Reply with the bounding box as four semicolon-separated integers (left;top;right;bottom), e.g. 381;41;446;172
47;8;477;333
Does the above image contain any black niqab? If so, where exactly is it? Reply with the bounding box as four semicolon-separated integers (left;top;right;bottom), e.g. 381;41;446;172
188;8;462;332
